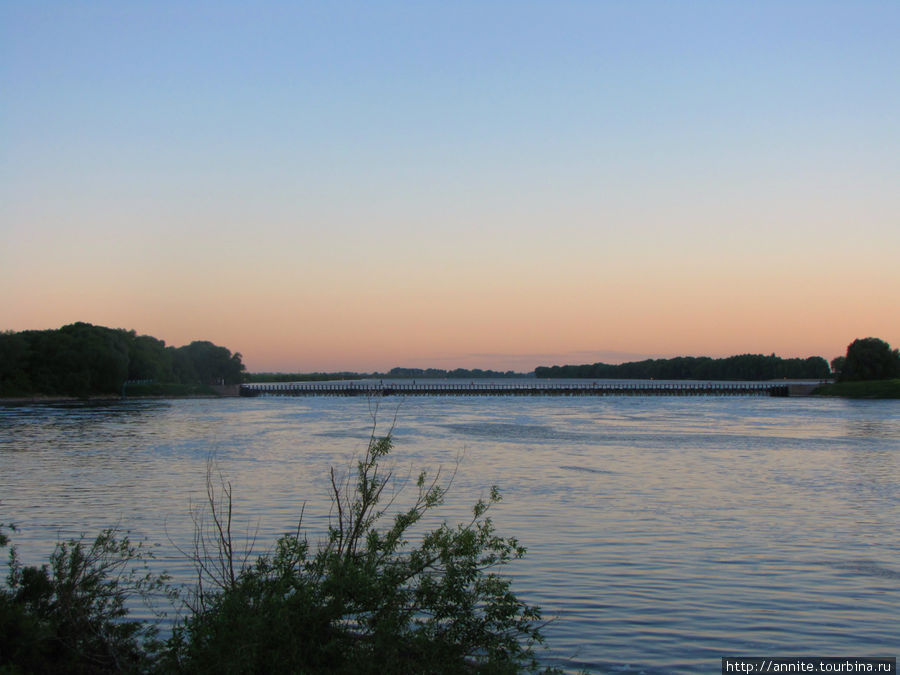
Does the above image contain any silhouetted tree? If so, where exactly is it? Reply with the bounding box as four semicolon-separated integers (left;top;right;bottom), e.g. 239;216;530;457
0;324;245;396
127;333;174;382
830;356;846;378
839;338;900;382
175;341;245;385
0;331;32;395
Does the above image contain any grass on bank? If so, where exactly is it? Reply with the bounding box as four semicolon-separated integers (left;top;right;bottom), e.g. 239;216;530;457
812;379;900;399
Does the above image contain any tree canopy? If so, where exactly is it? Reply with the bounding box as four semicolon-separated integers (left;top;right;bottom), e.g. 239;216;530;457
0;323;245;397
838;337;900;382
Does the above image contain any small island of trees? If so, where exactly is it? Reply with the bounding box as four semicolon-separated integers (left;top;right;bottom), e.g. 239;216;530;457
0;323;245;398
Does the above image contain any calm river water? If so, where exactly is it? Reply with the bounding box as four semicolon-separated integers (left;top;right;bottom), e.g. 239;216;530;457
1;389;898;673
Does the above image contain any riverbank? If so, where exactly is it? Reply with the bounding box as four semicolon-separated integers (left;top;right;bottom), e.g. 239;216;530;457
812;379;900;399
0;395;121;404
124;383;240;397
0;383;238;404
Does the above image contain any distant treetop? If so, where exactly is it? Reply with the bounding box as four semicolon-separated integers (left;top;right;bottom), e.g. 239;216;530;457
534;353;831;381
386;367;522;379
838;337;900;382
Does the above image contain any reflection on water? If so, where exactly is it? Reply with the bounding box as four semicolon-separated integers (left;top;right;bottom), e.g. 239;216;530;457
1;395;898;674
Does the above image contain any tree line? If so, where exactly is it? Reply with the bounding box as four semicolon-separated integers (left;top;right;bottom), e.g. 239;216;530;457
535;354;831;380
384;367;521;379
0;322;245;397
244;367;524;383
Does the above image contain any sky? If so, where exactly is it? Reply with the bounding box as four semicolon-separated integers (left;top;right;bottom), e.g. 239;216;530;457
2;1;898;373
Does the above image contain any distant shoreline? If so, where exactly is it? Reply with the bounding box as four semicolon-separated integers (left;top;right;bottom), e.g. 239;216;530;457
811;379;900;399
5;379;899;402
0;384;239;404
0;394;227;404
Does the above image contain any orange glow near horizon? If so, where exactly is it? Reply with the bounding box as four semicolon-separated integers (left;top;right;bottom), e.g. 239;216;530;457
4;250;896;372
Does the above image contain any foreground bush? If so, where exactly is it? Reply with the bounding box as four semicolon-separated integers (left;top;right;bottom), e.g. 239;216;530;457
163;432;550;673
0;526;170;673
2;432;555;673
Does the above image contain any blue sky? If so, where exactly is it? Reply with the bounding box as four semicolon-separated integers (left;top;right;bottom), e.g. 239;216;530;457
3;1;898;371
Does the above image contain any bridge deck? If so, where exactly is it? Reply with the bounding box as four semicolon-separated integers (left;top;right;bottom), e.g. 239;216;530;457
240;382;790;397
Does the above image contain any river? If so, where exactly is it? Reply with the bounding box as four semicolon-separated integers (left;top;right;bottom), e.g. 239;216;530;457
1;389;898;673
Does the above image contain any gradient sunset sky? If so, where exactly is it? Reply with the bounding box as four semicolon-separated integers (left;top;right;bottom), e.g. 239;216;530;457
3;2;898;372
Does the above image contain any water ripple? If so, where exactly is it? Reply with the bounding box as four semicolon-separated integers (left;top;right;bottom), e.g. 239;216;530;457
2;395;898;673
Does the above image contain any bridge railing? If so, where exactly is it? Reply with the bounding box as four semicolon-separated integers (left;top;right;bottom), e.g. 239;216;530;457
239;381;788;397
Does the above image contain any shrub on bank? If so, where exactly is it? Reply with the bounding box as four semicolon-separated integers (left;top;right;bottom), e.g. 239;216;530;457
2;433;557;674
0;526;171;673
